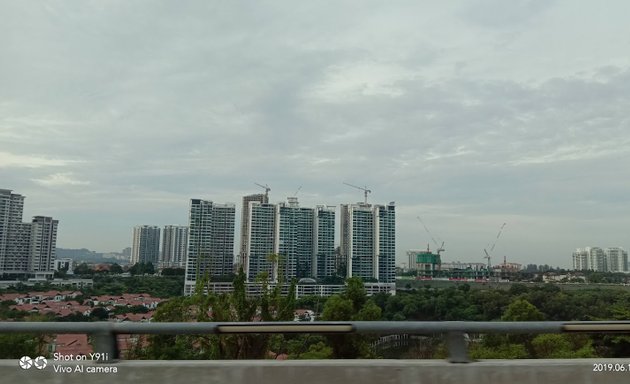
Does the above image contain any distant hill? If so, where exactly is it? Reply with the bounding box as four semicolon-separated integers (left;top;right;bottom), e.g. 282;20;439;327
56;248;103;260
56;248;129;264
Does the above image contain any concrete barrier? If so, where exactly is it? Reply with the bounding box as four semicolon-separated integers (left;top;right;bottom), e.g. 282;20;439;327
2;359;629;384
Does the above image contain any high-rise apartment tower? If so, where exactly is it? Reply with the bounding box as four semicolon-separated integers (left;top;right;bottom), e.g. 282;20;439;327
239;193;268;271
131;225;161;265
340;202;395;283
184;199;235;295
244;197;336;282
1;189;58;277
29;216;58;274
161;225;188;268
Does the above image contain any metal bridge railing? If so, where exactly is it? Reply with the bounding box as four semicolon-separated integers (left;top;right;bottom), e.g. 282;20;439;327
2;321;630;363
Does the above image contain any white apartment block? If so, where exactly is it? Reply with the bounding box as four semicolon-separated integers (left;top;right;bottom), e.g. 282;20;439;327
29;216;58;275
605;247;628;273
0;189;26;273
243;197;336;283
161;225;188;268
572;247;606;271
572;246;628;272
131;225;161;265
340;202;396;283
314;205;336;279
245;201;277;282
1;189;58;277
184;199;235;295
239;193;268;271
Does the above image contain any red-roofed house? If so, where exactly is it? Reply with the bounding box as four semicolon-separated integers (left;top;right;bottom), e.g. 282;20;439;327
114;311;154;322
0;293;26;304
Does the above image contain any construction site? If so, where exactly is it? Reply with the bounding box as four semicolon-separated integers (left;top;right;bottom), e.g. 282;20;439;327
406;219;522;281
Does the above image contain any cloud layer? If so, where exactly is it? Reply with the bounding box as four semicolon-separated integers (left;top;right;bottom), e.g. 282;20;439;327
2;1;630;267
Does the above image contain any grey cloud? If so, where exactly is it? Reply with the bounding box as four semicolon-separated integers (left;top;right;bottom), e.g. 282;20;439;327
2;1;630;265
461;0;556;29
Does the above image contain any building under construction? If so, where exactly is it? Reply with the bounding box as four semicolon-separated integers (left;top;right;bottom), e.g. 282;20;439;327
406;248;495;280
407;249;441;278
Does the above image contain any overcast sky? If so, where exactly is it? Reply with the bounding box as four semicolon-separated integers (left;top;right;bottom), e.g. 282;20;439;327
2;1;630;268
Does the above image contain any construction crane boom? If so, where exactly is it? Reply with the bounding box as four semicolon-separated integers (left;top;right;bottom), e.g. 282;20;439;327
254;182;271;199
484;223;506;270
417;216;445;255
343;182;371;204
489;222;507;252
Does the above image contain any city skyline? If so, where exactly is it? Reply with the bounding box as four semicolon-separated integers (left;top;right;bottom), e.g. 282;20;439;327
8;186;630;270
0;189;58;276
2;1;630;269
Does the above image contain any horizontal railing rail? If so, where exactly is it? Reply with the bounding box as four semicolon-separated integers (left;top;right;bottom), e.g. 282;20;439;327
2;321;630;363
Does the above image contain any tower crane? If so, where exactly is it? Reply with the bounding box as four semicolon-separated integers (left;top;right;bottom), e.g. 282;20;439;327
343;182;371;204
483;249;492;270
287;185;302;207
483;222;506;270
417;216;445;255
254;182;271;199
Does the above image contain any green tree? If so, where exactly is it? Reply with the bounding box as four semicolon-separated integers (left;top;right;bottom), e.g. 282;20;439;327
161;267;185;276
109;263;124;274
501;299;545;321
531;334;596;358
469;342;528;359
130;262;155;275
145;296;206;359
90;307;109;321
54;266;68;278
0;334;47;359
320;277;382;358
490;298;545;357
144;267;296;360
298;342;333;359
74;263;94;276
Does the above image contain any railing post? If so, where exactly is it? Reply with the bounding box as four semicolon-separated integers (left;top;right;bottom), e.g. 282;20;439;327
91;330;118;363
446;331;470;363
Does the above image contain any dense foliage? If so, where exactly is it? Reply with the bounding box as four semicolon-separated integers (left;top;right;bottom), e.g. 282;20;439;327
3;274;630;359
87;275;184;297
374;283;630;358
133;268;296;359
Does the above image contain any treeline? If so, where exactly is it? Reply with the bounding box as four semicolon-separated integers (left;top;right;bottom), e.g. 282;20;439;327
86;275;184;297
131;280;630;360
378;283;630;322
126;271;380;360
3;275;630;359
0;275;184;298
399;270;630;284
373;283;630;358
73;262;185;276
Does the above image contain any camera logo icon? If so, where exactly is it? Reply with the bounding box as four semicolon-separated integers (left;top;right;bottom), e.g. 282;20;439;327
19;356;33;370
19;356;47;370
34;356;48;370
